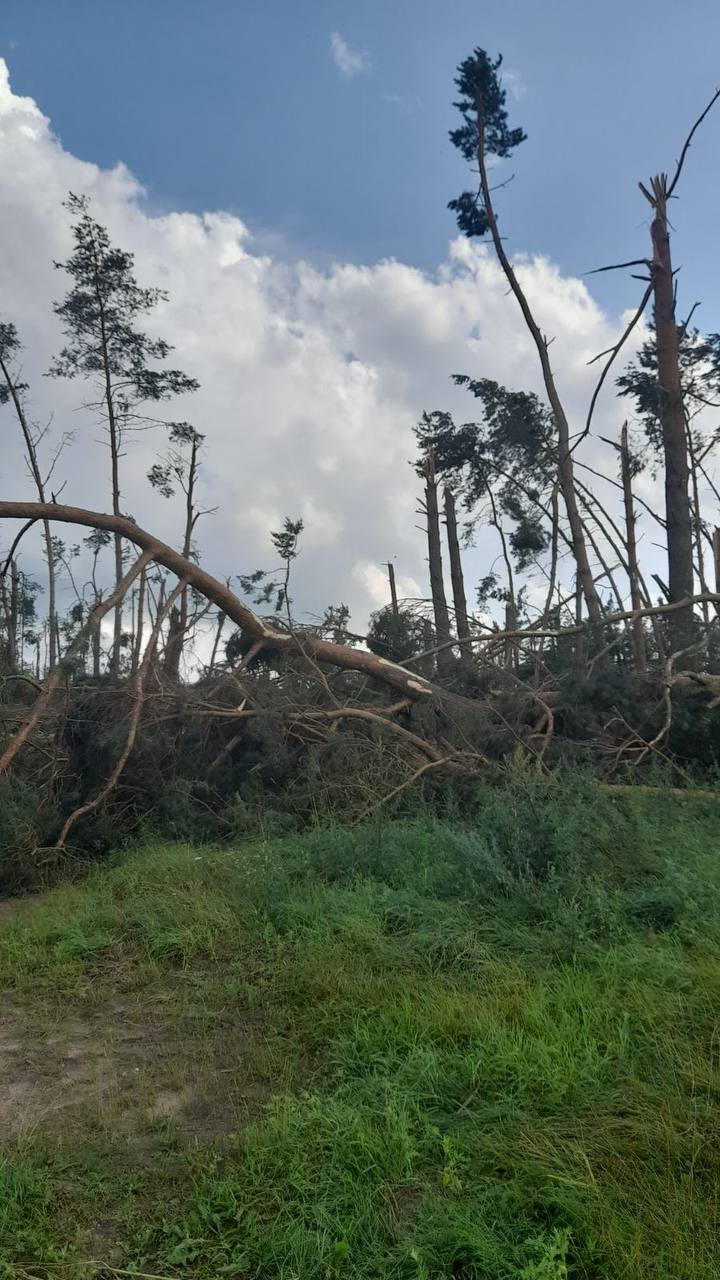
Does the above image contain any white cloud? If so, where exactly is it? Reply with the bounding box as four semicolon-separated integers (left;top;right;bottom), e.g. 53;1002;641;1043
330;32;371;79
503;68;527;102
0;58;665;646
352;562;424;612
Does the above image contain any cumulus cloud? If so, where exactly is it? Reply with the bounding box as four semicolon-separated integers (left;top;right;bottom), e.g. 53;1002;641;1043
0;58;653;644
330;32;371;79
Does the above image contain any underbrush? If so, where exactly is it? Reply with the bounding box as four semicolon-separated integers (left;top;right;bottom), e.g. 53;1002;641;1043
1;775;720;1278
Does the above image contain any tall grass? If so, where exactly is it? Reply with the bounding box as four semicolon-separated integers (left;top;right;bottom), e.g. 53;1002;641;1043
1;774;720;1277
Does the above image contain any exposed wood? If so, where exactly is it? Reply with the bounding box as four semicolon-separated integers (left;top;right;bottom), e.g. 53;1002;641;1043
643;174;694;645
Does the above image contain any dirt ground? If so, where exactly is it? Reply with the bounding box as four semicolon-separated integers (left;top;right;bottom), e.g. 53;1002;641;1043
0;902;271;1154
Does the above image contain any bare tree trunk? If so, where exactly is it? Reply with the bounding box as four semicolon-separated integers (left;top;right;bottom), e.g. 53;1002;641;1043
685;416;710;627
0;352;59;669
92;591;102;678
639;176;694;647
423;454;453;674
574;573;585;670
420;617;435;680
387;562;399;618
165;438;199;679
443;486;471;654
208;608;226;672
713;529;720;593
486;483;517;670
9;560;19;669
620;424;647;672
504;599;517;670
131;569;146;673
0;577;11;667
95;291;125;675
474;99;602;625
540;484;560;626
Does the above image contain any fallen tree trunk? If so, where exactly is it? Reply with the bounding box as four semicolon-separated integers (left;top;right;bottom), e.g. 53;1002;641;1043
0;502;438;701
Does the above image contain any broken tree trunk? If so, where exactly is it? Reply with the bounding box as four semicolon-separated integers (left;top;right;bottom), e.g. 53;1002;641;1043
0;502;443;702
640;175;694;647
387;562;399;618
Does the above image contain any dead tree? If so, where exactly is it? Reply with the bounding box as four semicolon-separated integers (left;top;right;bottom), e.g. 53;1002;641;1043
0;325;60;669
0;502;442;702
620;424;647;672
421;455;453;675
387;562;399;618
443;486;471;654
638;177;694;644
156;425;205;679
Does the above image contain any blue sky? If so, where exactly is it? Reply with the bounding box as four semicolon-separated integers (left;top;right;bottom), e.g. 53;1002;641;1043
2;0;719;323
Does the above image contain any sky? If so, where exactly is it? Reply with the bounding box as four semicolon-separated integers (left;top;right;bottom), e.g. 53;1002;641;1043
2;0;719;316
0;2;718;644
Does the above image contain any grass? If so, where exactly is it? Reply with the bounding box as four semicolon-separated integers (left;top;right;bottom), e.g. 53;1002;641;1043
1;774;720;1277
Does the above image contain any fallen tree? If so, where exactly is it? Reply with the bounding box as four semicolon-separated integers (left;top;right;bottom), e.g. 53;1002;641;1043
0;501;439;702
1;501;720;879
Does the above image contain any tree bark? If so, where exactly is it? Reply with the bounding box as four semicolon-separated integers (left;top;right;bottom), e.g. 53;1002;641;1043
620;424;647;672
641;176;694;647
0;352;59;669
685;415;710;627
387;562;399;618
474;97;603;625
443;486;471;653
94;269;125;675
423;455;453;674
164;438;198;678
0;503;440;702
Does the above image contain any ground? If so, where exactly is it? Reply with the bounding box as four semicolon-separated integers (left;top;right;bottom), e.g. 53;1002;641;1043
1;776;720;1278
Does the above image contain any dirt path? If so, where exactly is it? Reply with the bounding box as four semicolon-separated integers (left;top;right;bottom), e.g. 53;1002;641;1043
0;899;271;1153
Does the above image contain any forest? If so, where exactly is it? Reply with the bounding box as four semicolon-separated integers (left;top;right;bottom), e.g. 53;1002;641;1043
2;34;720;1280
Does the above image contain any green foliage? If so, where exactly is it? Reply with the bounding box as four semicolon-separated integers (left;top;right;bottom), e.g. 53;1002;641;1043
415;381;554;577
147;421;205;500
617;321;720;455
0;776;58;892
238;515;304;614
49;193;199;407
448;49;526;238
366;604;429;663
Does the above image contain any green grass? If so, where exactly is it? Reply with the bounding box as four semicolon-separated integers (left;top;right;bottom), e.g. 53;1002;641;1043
1;775;720;1277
